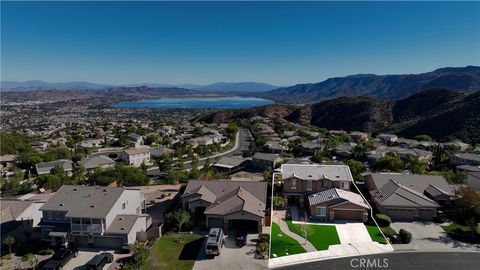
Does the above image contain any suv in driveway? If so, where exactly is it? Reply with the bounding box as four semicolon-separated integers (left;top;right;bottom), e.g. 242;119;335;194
40;247;79;270
86;252;114;270
205;228;224;256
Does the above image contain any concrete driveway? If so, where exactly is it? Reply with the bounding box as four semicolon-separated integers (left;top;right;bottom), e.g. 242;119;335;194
335;222;373;244
64;249;116;270
391;222;480;252
193;233;268;270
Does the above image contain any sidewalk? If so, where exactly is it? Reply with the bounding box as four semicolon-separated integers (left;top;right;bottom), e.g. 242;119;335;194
268;241;394;268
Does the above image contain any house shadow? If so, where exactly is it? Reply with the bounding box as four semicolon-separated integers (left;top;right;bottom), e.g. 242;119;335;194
178;237;206;261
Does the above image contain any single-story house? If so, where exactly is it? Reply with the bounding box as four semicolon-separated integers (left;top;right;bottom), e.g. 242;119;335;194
78;155;116;171
35;159;73;175
252;152;283;170
181;180;267;232
365;173;453;221
213;156;249;172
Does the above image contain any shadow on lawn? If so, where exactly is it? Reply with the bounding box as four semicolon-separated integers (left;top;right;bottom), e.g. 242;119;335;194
178;237;205;261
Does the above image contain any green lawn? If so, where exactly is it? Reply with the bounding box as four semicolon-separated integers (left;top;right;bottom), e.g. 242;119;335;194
146;233;205;270
365;225;388;244
285;220;341;250
270;222;307;258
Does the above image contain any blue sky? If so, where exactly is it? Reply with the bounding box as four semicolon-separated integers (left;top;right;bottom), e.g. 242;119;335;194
1;1;479;85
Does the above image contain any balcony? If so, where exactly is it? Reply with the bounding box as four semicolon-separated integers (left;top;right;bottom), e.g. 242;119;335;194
71;224;103;234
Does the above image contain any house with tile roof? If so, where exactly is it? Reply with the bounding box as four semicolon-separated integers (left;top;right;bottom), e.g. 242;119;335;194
365;173;453;221
181;180;267;232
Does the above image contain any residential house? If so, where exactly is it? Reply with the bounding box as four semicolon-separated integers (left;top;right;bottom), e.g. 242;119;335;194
445;142;470;152
281;164;370;221
329;130;347;136
264;140;288;154
308;188;370;221
377;134;398;144
252;153;283;170
213;156;249;172
299;142;324;156
450;153;480;167
181;180;267;232
36;159;73;175
334;143;356;159
390;147;433;162
149;147;174;159
1;199;44;244
466;172;480;192
119;149;150;167
127;134;144;148
78;156;116;171
39;185;150;248
78;139;103;149
350;131;369;142
365;173;453;221
31;141;49;152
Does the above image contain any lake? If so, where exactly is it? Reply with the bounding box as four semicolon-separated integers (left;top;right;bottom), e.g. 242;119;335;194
112;96;274;109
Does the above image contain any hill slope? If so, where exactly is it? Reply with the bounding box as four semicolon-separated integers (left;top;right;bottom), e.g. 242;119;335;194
258;66;480;103
200;88;480;143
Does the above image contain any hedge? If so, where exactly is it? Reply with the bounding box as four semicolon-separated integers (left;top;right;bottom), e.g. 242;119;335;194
375;214;392;227
399;229;412;244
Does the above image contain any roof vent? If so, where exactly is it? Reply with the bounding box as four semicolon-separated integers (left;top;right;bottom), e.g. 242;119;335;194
73;188;78;191
120;227;125;230
90;205;95;208
119;217;124;221
336;176;340;178
103;189;107;192
59;203;64;206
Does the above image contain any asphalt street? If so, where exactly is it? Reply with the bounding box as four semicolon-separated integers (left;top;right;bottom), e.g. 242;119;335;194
277;252;480;270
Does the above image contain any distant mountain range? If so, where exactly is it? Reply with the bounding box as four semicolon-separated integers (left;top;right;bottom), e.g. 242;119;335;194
0;80;278;93
256;66;480;103
199;88;480;143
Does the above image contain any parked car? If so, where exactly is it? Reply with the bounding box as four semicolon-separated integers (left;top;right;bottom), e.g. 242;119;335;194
86;252;114;270
205;228;224;256
41;247;79;270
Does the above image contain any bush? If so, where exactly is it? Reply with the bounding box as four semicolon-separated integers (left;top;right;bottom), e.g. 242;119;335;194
399;229;412;244
375;214;392;227
258;233;270;243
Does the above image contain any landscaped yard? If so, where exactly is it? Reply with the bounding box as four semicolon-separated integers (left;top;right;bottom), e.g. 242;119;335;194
270;222;307;258
365;225;388;244
285;220;341;250
442;223;480;244
146;233;205;270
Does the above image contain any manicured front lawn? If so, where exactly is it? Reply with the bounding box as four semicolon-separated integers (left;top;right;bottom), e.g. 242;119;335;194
442;223;480;244
270;222;307;258
147;233;204;270
285;220;341;250
365;225;388;244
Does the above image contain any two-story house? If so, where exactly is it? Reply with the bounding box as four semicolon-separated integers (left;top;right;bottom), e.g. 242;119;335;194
281;164;370;221
39;185;150;249
119;149;150;167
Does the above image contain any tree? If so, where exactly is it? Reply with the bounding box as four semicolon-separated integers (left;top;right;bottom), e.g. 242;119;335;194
4;235;15;254
414;135;433;142
405;157;428;174
128;242;149;269
272;196;285;209
345;159;366;181
447;186;480;225
166;209;190;232
372;156;404;172
22;253;38;270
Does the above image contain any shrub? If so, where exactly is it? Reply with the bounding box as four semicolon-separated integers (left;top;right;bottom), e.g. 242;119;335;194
375;214;392;227
399;229;412;244
258;233;270;243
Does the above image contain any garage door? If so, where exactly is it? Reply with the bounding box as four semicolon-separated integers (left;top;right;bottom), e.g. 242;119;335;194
207;217;223;228
94;236;125;249
229;219;259;233
418;209;436;221
334;209;362;221
385;209;415;221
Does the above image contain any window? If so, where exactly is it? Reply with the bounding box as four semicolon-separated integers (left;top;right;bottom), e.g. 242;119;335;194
340;181;349;189
306;180;312;191
291;179;297;190
316;207;326;217
322;180;329;188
